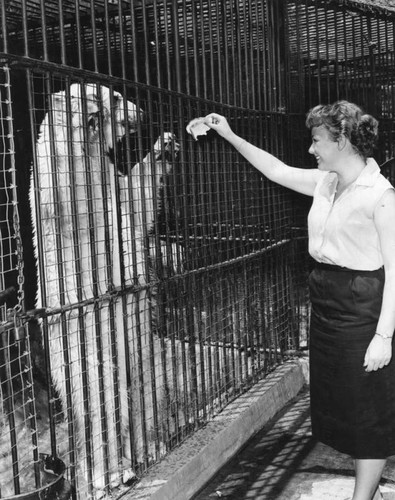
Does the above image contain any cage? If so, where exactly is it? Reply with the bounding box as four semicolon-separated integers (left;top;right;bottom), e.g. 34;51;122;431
0;0;394;499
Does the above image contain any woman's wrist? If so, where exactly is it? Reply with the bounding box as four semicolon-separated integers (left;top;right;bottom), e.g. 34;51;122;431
375;331;393;340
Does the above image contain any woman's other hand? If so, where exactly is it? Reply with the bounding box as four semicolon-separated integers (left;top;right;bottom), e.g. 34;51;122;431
363;335;392;372
204;113;234;140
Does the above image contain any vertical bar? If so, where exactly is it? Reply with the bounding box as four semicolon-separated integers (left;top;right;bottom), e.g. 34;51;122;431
171;1;182;93
4;328;20;495
305;0;313;109
21;0;30;56
39;0;49;62
63;79;94;494
199;0;208;98
367;16;377;114
214;0;223;103
129;0;140;82
57;0;67;65
314;1;322;103
74;0;84;68
266;0;277;110
324;3;330;102
89;0;99;73
342;7;349;100
228;1;238;106
207;0;216;100
0;0;8;53
27;71;60;462
190;0;200;97
103;0;114;76
181;0;191;95
334;9;340;100
234;1;244;108
241;0;251;109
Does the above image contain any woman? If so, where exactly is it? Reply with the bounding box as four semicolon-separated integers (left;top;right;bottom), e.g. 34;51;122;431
204;101;395;500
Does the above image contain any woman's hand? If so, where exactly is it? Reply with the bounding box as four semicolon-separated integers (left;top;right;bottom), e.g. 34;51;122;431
363;335;392;372
204;113;234;140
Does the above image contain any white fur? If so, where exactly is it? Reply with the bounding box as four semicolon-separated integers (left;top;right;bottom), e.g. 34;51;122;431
29;83;179;497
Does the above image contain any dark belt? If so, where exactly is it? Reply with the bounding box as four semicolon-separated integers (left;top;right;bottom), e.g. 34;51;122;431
314;261;383;273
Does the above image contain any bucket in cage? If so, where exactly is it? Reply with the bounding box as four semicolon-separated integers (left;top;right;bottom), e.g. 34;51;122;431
2;455;72;500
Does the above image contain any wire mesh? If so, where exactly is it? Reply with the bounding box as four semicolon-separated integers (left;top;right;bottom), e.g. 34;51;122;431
0;64;42;498
0;0;394;499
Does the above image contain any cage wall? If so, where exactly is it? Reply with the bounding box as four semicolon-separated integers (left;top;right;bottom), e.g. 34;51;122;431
287;0;395;163
2;0;394;499
0;1;307;498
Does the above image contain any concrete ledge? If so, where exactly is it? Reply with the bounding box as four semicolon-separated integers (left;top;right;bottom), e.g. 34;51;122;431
123;358;309;500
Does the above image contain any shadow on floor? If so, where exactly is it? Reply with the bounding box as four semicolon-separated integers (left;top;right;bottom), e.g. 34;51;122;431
193;388;395;500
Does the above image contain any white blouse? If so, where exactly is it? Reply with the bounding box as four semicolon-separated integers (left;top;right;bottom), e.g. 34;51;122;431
308;158;394;270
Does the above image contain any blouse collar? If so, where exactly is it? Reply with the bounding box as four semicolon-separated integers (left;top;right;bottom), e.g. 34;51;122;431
320;157;381;200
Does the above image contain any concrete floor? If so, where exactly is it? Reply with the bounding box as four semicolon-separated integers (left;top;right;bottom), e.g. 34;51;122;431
193;388;395;500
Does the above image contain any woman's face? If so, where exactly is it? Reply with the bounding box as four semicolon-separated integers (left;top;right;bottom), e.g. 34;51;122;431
308;125;340;170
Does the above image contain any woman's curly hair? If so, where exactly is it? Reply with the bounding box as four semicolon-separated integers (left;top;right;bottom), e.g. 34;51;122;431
305;100;378;159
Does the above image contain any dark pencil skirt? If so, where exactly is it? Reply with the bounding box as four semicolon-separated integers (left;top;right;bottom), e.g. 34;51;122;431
309;263;395;459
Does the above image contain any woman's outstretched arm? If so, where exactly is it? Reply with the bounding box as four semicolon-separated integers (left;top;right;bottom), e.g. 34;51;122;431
204;113;320;197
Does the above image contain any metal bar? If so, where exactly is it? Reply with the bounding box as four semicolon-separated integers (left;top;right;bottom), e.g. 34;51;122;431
162;0;172;89
324;3;330;101
342;7;349;100
214;0;223;103
305;0;313;109
89;0;99;72
38;0;49;62
314;0;322;103
334;8;340;100
3;328;20;495
234;1;243;108
57;0;67;64
78;82;109;492
0;0;8;53
171;1;182;93
199;0;208;99
181;0;191;95
21;0;30;57
207;0;216;100
103;0;113;76
74;0;84;68
27;71;59;462
63;79;91;494
220;2;230;104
